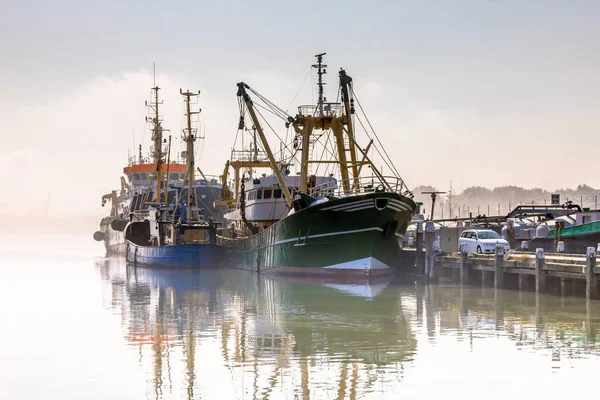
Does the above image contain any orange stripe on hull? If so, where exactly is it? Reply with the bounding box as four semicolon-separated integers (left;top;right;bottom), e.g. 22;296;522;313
123;163;187;173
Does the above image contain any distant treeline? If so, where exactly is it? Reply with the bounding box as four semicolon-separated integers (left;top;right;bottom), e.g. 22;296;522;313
412;184;600;218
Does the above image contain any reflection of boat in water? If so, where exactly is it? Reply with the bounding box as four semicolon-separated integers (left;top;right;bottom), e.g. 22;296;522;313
96;258;600;398
96;258;417;398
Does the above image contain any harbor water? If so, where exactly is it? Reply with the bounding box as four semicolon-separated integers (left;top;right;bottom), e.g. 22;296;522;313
1;235;599;399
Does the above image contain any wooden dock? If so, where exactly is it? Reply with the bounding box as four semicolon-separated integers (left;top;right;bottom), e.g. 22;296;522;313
401;221;600;300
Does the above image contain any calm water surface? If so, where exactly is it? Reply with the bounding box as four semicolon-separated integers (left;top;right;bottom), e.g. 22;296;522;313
1;235;599;399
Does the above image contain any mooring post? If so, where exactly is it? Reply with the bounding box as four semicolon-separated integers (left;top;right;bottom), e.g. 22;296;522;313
416;222;424;273
459;244;469;284
494;244;504;289
425;221;436;281
586;247;597;300
518;273;526;291
535;248;546;293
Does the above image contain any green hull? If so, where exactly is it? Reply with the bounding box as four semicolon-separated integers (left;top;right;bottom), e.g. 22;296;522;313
219;192;415;278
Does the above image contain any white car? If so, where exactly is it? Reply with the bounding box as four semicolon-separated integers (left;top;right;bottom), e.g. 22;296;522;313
459;229;510;254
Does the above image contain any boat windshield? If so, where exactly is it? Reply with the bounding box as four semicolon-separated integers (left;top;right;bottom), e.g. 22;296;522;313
478;231;502;240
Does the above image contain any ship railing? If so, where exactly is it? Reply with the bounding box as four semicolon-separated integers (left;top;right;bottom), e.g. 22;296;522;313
132;210;149;221
231;150;270;163
297;103;343;117
307;175;407;198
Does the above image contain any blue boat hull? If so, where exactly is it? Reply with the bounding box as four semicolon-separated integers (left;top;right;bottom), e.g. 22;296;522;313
126;241;227;268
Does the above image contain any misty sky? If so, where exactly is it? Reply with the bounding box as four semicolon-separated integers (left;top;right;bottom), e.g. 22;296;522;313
1;0;599;217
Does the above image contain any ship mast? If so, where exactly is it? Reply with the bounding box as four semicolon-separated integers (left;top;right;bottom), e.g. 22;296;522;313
145;65;169;204
180;89;201;222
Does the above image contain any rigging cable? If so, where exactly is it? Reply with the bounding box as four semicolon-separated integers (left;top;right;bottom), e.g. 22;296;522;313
351;88;409;192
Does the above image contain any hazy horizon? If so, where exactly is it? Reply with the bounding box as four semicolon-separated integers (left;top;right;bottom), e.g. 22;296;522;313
2;1;599;217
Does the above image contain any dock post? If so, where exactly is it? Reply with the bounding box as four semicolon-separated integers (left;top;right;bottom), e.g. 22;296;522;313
535;248;546;293
459;244;469;284
494;244;504;289
425;221;436;281
586;247;597;300
416;222;424;274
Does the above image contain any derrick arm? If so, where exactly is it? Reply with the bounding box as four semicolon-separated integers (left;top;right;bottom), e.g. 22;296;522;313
339;69;360;186
120;177;128;194
220;160;232;200
237;82;293;207
101;190;118;216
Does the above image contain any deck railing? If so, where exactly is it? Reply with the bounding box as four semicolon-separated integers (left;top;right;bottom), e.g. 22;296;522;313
307;175;408;198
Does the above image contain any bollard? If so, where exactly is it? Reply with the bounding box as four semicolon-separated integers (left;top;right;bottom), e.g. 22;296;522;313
521;241;529;251
460;244;469;284
556;241;565;253
424;221;436;280
494;244;504;289
586;247;597;300
535;248;546;293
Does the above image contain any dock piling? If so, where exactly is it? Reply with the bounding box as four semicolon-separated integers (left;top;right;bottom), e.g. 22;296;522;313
416;222;424;273
518;273;526;291
459;244;469;284
535;248;546;293
586;247;597;300
494;244;504;289
424;221;436;281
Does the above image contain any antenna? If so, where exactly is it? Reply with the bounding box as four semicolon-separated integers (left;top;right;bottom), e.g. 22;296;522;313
312;52;327;116
153;62;156;87
422;191;446;221
448;181;454;219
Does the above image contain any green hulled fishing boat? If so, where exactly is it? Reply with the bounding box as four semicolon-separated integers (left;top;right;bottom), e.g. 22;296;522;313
217;53;416;278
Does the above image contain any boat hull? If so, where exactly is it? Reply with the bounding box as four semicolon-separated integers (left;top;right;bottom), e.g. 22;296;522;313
126;241;227;268
220;192;415;278
100;218;126;254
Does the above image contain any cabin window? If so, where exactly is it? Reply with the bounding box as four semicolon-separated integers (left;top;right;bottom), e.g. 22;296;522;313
133;174;141;181
274;189;282;198
264;189;272;199
140;173;148;180
257;190;263;200
583;215;592;224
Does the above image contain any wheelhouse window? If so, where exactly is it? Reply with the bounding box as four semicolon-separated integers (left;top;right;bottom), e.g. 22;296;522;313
140;173;148;180
274;189;282;198
256;190;263;200
264;189;272;199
